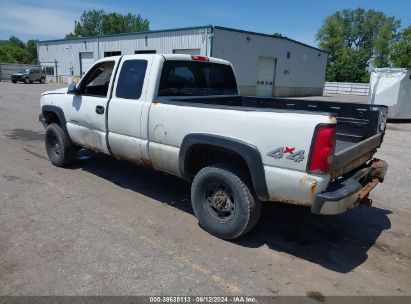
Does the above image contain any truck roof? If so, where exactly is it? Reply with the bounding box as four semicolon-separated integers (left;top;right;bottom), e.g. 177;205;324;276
102;54;231;65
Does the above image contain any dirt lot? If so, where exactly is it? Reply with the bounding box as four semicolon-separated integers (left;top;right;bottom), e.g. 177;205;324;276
0;82;410;296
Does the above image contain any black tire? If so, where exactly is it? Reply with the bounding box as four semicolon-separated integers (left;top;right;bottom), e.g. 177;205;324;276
191;165;262;239
11;80;16;83
24;78;30;84
45;123;76;167
40;77;45;84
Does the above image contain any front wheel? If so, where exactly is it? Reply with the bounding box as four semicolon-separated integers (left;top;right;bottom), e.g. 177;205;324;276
24;78;30;84
45;123;76;167
191;165;261;239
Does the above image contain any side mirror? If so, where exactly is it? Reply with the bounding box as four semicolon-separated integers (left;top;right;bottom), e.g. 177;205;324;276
67;82;77;94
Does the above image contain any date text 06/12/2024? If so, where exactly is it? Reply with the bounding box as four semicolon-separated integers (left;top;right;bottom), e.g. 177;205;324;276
149;296;257;303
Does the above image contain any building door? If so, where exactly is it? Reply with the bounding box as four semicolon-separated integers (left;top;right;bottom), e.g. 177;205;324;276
79;52;94;76
256;56;276;97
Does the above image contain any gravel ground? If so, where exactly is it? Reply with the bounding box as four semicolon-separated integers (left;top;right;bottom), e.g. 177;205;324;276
0;82;410;296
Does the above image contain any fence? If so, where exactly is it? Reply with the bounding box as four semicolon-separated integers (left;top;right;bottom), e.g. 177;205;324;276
324;82;370;96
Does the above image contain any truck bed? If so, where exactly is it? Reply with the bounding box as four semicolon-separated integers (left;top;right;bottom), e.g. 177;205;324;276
166;96;388;177
242;97;387;177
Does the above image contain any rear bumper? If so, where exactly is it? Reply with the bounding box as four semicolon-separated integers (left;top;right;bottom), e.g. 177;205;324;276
311;159;388;215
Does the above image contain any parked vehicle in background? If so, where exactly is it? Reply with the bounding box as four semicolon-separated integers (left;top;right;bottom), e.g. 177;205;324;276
39;54;388;239
11;68;46;84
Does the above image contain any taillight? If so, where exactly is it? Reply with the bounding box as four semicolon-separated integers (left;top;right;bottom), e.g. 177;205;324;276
308;125;336;173
191;55;209;61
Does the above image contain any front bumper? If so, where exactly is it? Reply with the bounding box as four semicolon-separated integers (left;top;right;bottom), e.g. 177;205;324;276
11;75;24;81
311;159;388;215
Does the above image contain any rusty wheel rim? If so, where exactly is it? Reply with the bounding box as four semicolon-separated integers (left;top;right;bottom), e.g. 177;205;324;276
204;181;236;222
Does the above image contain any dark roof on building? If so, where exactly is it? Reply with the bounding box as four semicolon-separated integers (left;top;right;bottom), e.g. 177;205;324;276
38;25;325;53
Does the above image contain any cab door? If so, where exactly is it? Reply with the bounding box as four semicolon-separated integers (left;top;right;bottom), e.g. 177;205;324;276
29;69;38;82
65;58;120;153
107;56;152;163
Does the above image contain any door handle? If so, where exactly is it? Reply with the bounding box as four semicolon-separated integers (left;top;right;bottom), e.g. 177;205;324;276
95;105;105;114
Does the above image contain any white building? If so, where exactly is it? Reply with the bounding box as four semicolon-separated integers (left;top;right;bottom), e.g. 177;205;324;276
37;25;328;97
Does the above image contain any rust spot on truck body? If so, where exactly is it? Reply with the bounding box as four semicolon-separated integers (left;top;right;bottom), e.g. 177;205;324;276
310;179;317;193
299;174;318;201
267;195;312;207
142;159;153;168
328;115;336;124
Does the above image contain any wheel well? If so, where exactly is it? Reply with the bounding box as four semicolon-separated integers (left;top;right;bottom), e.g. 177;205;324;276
186;144;252;182
43;111;61;126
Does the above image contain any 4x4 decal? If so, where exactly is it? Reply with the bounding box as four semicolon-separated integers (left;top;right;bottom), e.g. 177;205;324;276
267;147;305;162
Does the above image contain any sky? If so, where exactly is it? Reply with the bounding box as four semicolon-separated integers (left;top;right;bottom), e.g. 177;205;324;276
0;0;410;47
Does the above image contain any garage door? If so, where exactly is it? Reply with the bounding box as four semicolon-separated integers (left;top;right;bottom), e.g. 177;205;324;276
256;56;277;97
79;52;94;76
173;49;201;55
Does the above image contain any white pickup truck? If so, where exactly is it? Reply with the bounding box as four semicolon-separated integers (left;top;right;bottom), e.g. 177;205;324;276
39;54;388;239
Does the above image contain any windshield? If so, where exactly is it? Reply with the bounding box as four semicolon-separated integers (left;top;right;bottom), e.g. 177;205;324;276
19;69;29;73
158;61;238;96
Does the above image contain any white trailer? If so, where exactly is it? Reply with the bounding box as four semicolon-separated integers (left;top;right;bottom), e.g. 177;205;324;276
369;68;411;119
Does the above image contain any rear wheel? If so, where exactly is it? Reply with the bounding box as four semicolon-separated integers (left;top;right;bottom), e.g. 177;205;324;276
40;77;45;84
12;80;16;83
191;165;261;239
24;78;30;84
45;123;76;167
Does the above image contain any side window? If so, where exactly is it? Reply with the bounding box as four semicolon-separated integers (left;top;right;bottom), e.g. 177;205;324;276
44;67;54;76
79;61;115;97
116;60;148;99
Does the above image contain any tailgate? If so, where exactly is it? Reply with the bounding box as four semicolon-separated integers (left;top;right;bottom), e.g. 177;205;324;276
331;105;388;178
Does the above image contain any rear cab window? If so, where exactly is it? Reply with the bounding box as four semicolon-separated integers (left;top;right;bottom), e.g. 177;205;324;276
158;61;238;97
116;60;148;100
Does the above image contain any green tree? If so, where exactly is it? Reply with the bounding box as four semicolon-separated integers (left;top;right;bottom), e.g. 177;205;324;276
65;10;149;38
26;39;39;64
374;17;400;67
390;25;411;68
316;8;401;82
0;36;35;64
101;13;149;35
326;48;370;83
8;35;26;49
66;9;104;38
272;32;284;38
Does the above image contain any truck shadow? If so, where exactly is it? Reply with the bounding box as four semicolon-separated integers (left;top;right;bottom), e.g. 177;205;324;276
235;204;391;273
73;150;392;274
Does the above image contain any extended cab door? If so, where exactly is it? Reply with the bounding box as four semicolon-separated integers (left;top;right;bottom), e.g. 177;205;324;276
65;58;119;153
107;55;152;163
